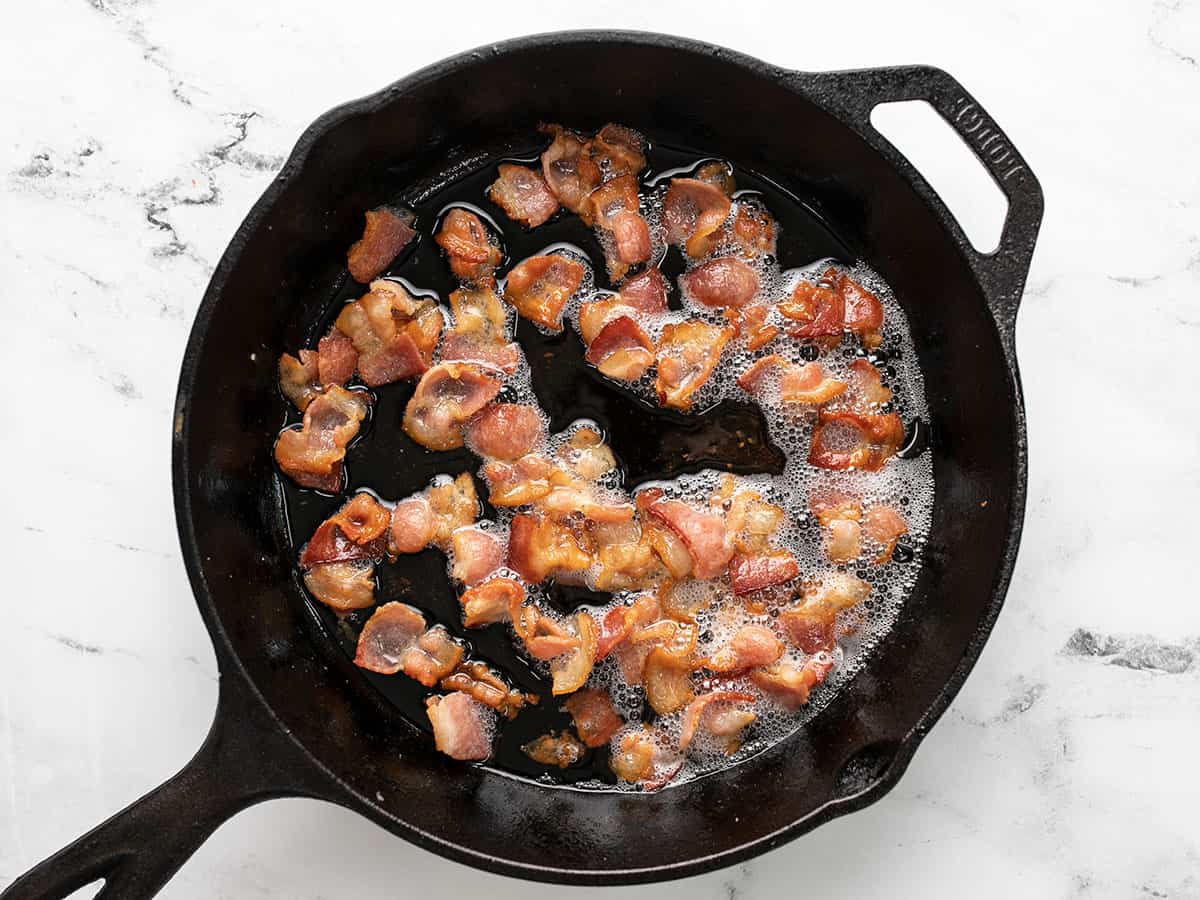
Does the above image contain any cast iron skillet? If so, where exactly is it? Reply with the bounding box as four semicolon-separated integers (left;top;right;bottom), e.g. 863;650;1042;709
3;30;1042;898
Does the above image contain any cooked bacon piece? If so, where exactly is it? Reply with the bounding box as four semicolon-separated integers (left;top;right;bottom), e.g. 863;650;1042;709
465;403;545;461
584;315;654;381
441;660;535;718
539;124;596;216
403;363;503;451
710;475;787;555
578;123;647;188
346;206;416;283
507;513;592;583
780;277;844;342
274;386;370;491
863;505;908;563
425;692;492;761
449;526;505;586
557;427;617;481
808;409;904;471
427;473;479;549
835;270;885;349
442;282;521;375
440;331;521;375
780;574;871;652
522;731;585;768
682;257;759;308
317;328;358;386
643;522;693;579
503;254;585;331
540;483;636;524
488;163;559;228
643;646;695;715
679;690;756;751
435;208;502;282
589;174;650;280
512;602;580;661
733;305;779;350
353;602;426;673
401;625;465;687
664;177;731;258
303;561;375;613
811;494;863;526
736;355;847;405
389;496;434;555
705;625;784;672
551;612;597;695
483;454;555;506
577;296;629;345
610;730;657;783
811;494;862;563
278;350;321;411
590;525;663;592
595;593;660;662
639;489;734;580
458;576;522;628
300;492;391;568
619;266;669;313
693;160;736;196
750;653;835;709
732;198;778;258
563;688;624;748
335;280;441;387
847;358;893;406
728;552;799;596
654;319;733;410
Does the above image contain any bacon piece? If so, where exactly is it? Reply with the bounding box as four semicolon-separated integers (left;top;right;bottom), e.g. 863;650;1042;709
654;319;733;410
441;660;536;718
780;277;844;341
300;492;391;568
335;280;441;387
863;505;908;563
736;355;847;405
693;160;736;196
551;612;597;695
728;551;799;596
274;386;370;491
458;576;523;628
427;473;479;550
847;358;893;406
750;653;835;709
577;296;631;345
435;208;502;282
303;561;375;613
317;328;358;386
732;198;778;258
835;270;885;349
563;688;624;748
425;692;492;761
578;123;647;188
619;266;669;313
640;490;734;580
682;257;759;308
643;646;695;715
511;602;579;661
347;206;416;283
780;574;871;652
664;177;731;258
596;593;660;661
389;496;434;555
584;315;653;381
733;305;779;350
488;163;559;228
465;403;544;461
589;174;650;280
540;484;636;524
278;350;321;411
610;730;656;783
591;526;664;592
401;625;465;687
482;454;555;506
503;254;585;331
522;731;585;768
448;525;505;586
403;363;503;451
711;475;787;555
808;409;905;471
679;690;756;751
507;512;592;583
442;282;520;375
539;124;596;216
811;494;862;563
705;625;784;672
353;602;426;674
556;427;617;481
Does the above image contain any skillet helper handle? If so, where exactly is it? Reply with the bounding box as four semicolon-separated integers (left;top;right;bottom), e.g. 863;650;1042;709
1;675;326;900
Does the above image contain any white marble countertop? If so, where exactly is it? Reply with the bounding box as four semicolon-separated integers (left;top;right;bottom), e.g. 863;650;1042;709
3;0;1198;897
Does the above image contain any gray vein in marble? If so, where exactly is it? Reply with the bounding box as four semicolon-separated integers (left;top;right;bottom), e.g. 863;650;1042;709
1062;628;1196;674
1106;273;1163;288
1148;0;1199;69
86;0;203;106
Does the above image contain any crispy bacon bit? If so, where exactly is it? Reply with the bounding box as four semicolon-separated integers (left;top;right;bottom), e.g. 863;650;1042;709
578;123;647;187
577;296;629;345
679;690;756;751
347;206;416;283
458;576;523;628
335;280;441;387
644;646;695;715
781;574;871;652
389;496;434;555
735;305;779;350
591;525;663;592
488;163;559;228
539;124;596;216
654;319;733;410
596;593;660;660
401;625;465;687
551;612;597;695
557;427;617;481
826;518;862;563
620;266;669;313
808;408;904;471
836;270;885;348
731;198;778;258
847;358;893;406
736;355;848;405
863;505;908;563
728;552;799;595
274;386;369;491
780;277;843;341
512;602;579;661
611;730;656;783
584;315;654;381
589;174;650;280
640;490;734;580
664;177;731;258
750;653;835;709
278;350;321;411
483;454;555;506
450;526;505;586
442;282;521;375
300;492;391;568
303;561;375;613
711;476;786;555
317;328;358;386
425;692;492;761
507;513;592;583
522;731;585;768
540;484;636;524
353;602;426;674
504;254;585;331
682;257;759;308
435;208;502;282
563;688;624;748
465;403;545;461
693;160;736;196
427;473;479;550
441;660;535;718
403;362;503;451
705;625;784;672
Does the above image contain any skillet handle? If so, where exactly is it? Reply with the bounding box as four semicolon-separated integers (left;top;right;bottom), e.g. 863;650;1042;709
801;65;1044;358
0;673;330;900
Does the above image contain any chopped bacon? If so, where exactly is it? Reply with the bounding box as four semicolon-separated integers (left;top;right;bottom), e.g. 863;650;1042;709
750;653;835;709
728;551;799;595
335;280;441;386
300;492;390;568
488;163;559;228
317;328;358;386
556;427;617;481
610;730;656;783
274;386;370;491
346;206;416;283
353;602;426;674
427;473;479;550
540;484;636;524
596;593;660;660
512;602;579;661
576;296;630;345
863;505;908;563
401;625;465;687
403;363;503;451
780;276;843;342
591;526;664;592
442;282;520;374
563;688;624;748
733;305;779;350
640;490;734;580
589;174;650;280
449;526;505;585
847;358;893;406
679;690;756;751
465;403;545;461
693;160;736;196
425;692;492;761
482;454;555;506
705;625;784;672
654;319;733;410
435;208;502;282
303;561;375;613
278;350;321;411
826;518;862;563
736;355;847;405
619;266;669;313
681;257;759;308
539;124;596;217
522;731;585;768
711;475;787;555
458;576;523;628
584;315;654;381
811;494;863;526
441;660;536;718
578;123;647;188
551;612;598;695
643;646;695;714
731;198;778;258
389;496;434;555
781;574;871;651
836;270;885;348
808;408;904;471
507;512;592;583
503;254;585;331
664;177;731;258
